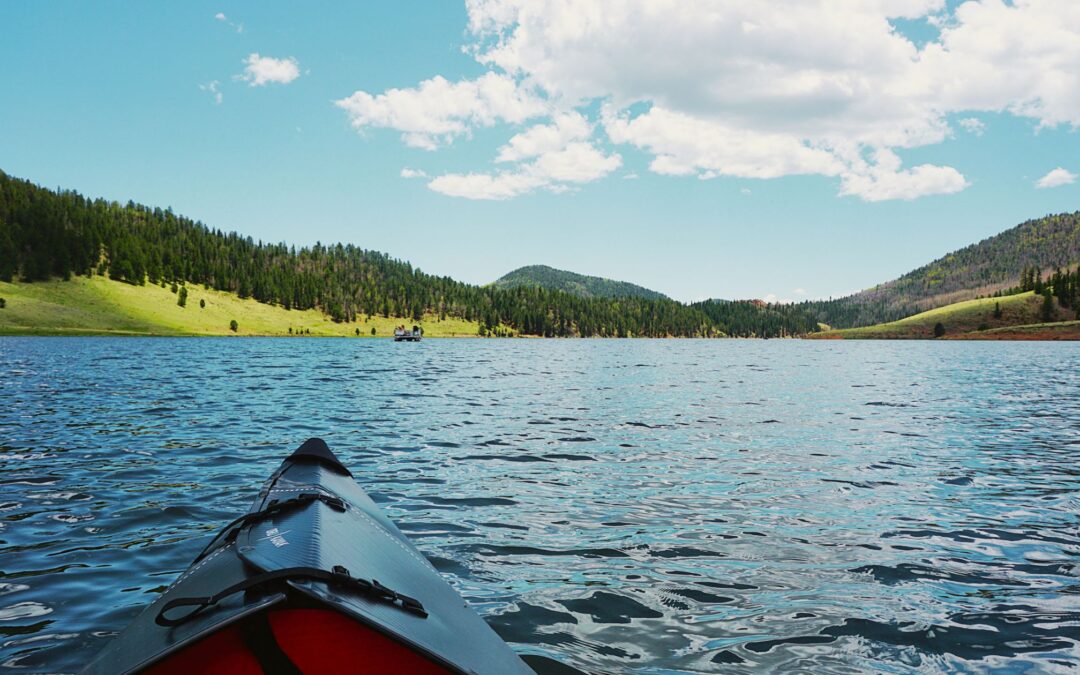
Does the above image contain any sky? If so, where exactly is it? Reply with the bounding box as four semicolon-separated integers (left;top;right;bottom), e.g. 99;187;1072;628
1;0;1078;303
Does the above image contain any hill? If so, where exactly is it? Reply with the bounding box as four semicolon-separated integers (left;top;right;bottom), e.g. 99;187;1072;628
493;265;669;301
803;212;1080;328
0;170;730;338
0;276;482;337
809;291;1077;339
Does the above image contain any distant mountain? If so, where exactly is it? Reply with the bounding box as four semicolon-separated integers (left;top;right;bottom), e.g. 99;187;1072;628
493;265;669;301
806;212;1080;328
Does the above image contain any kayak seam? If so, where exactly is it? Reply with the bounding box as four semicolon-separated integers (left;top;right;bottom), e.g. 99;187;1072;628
267;486;332;497
267;486;436;572
166;544;232;592
267;486;436;570
347;509;439;573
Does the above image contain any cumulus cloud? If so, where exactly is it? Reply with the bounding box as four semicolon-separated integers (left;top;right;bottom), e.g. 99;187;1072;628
214;12;226;21
429;141;621;199
1035;167;1077;189
839;149;969;201
400;168;427;179
427;172;547;200
496;112;591;162
762;293;797;304
338;0;1080;201
604;105;843;180
335;72;546;150
240;53;300;86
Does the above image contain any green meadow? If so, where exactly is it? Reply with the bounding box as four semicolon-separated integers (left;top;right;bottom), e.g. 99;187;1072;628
810;292;1070;339
0;276;483;337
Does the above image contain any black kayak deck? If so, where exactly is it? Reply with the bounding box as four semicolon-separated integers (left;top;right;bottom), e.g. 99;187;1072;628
83;439;531;674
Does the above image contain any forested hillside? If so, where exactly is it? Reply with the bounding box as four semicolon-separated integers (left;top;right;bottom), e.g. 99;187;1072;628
802;212;1080;328
0;170;814;338
691;299;819;338
494;265;669;301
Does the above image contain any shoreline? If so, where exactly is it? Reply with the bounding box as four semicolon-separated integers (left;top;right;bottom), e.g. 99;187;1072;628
2;330;1078;340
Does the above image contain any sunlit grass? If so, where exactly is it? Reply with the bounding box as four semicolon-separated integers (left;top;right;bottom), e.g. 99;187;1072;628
0;276;482;337
811;292;1057;339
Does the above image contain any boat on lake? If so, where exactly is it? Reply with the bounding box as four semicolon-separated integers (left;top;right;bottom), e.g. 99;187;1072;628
394;325;422;341
83;438;530;674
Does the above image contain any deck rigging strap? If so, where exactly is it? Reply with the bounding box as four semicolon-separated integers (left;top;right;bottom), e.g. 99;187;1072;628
154;565;428;627
192;492;346;563
239;612;302;675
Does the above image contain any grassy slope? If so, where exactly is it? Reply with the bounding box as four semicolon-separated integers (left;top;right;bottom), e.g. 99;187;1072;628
948;320;1080;340
0;276;482;337
809;292;1077;339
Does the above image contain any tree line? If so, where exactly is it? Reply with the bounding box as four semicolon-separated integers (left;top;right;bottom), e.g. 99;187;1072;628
0;170;822;338
797;211;1080;328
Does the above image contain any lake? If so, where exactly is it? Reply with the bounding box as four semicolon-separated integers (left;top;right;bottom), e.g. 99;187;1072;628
1;338;1078;673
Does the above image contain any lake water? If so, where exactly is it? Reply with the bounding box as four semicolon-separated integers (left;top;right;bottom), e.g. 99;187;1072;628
1;337;1078;673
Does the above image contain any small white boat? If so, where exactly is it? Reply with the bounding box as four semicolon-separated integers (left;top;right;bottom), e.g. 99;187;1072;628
394;325;422;342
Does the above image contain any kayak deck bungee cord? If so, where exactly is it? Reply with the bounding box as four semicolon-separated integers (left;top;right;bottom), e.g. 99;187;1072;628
83;438;532;674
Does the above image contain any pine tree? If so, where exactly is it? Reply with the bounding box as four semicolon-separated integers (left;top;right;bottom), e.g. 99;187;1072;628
177;286;188;307
933;322;945;338
1041;289;1056;322
229;319;238;332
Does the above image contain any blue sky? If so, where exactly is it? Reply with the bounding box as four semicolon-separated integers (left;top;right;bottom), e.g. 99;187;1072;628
1;1;1077;302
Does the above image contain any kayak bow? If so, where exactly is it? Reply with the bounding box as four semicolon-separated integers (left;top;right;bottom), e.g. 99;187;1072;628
84;438;532;674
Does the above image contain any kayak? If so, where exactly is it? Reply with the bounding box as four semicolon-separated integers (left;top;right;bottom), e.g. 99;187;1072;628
84;438;533;674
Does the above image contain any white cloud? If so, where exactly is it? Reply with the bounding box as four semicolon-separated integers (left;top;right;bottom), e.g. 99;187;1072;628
762;293;796;304
338;0;1080;201
496;112;591;162
623;173;639;180
604;105;843;180
427;171;547;200
199;80;222;105
740;188;752;196
794;288;807;296
532;141;621;183
958;117;985;135
240;53;300;86
918;0;1080;129
335;72;547;150
429;141;621;199
400;168;427;179
1035;167;1077;189
839;148;969;201
215;12;243;33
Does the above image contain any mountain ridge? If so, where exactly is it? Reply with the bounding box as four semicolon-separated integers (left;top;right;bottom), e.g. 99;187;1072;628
802;212;1080;328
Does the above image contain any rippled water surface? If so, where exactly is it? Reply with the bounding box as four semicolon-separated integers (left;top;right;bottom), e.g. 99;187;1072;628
1;338;1078;673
